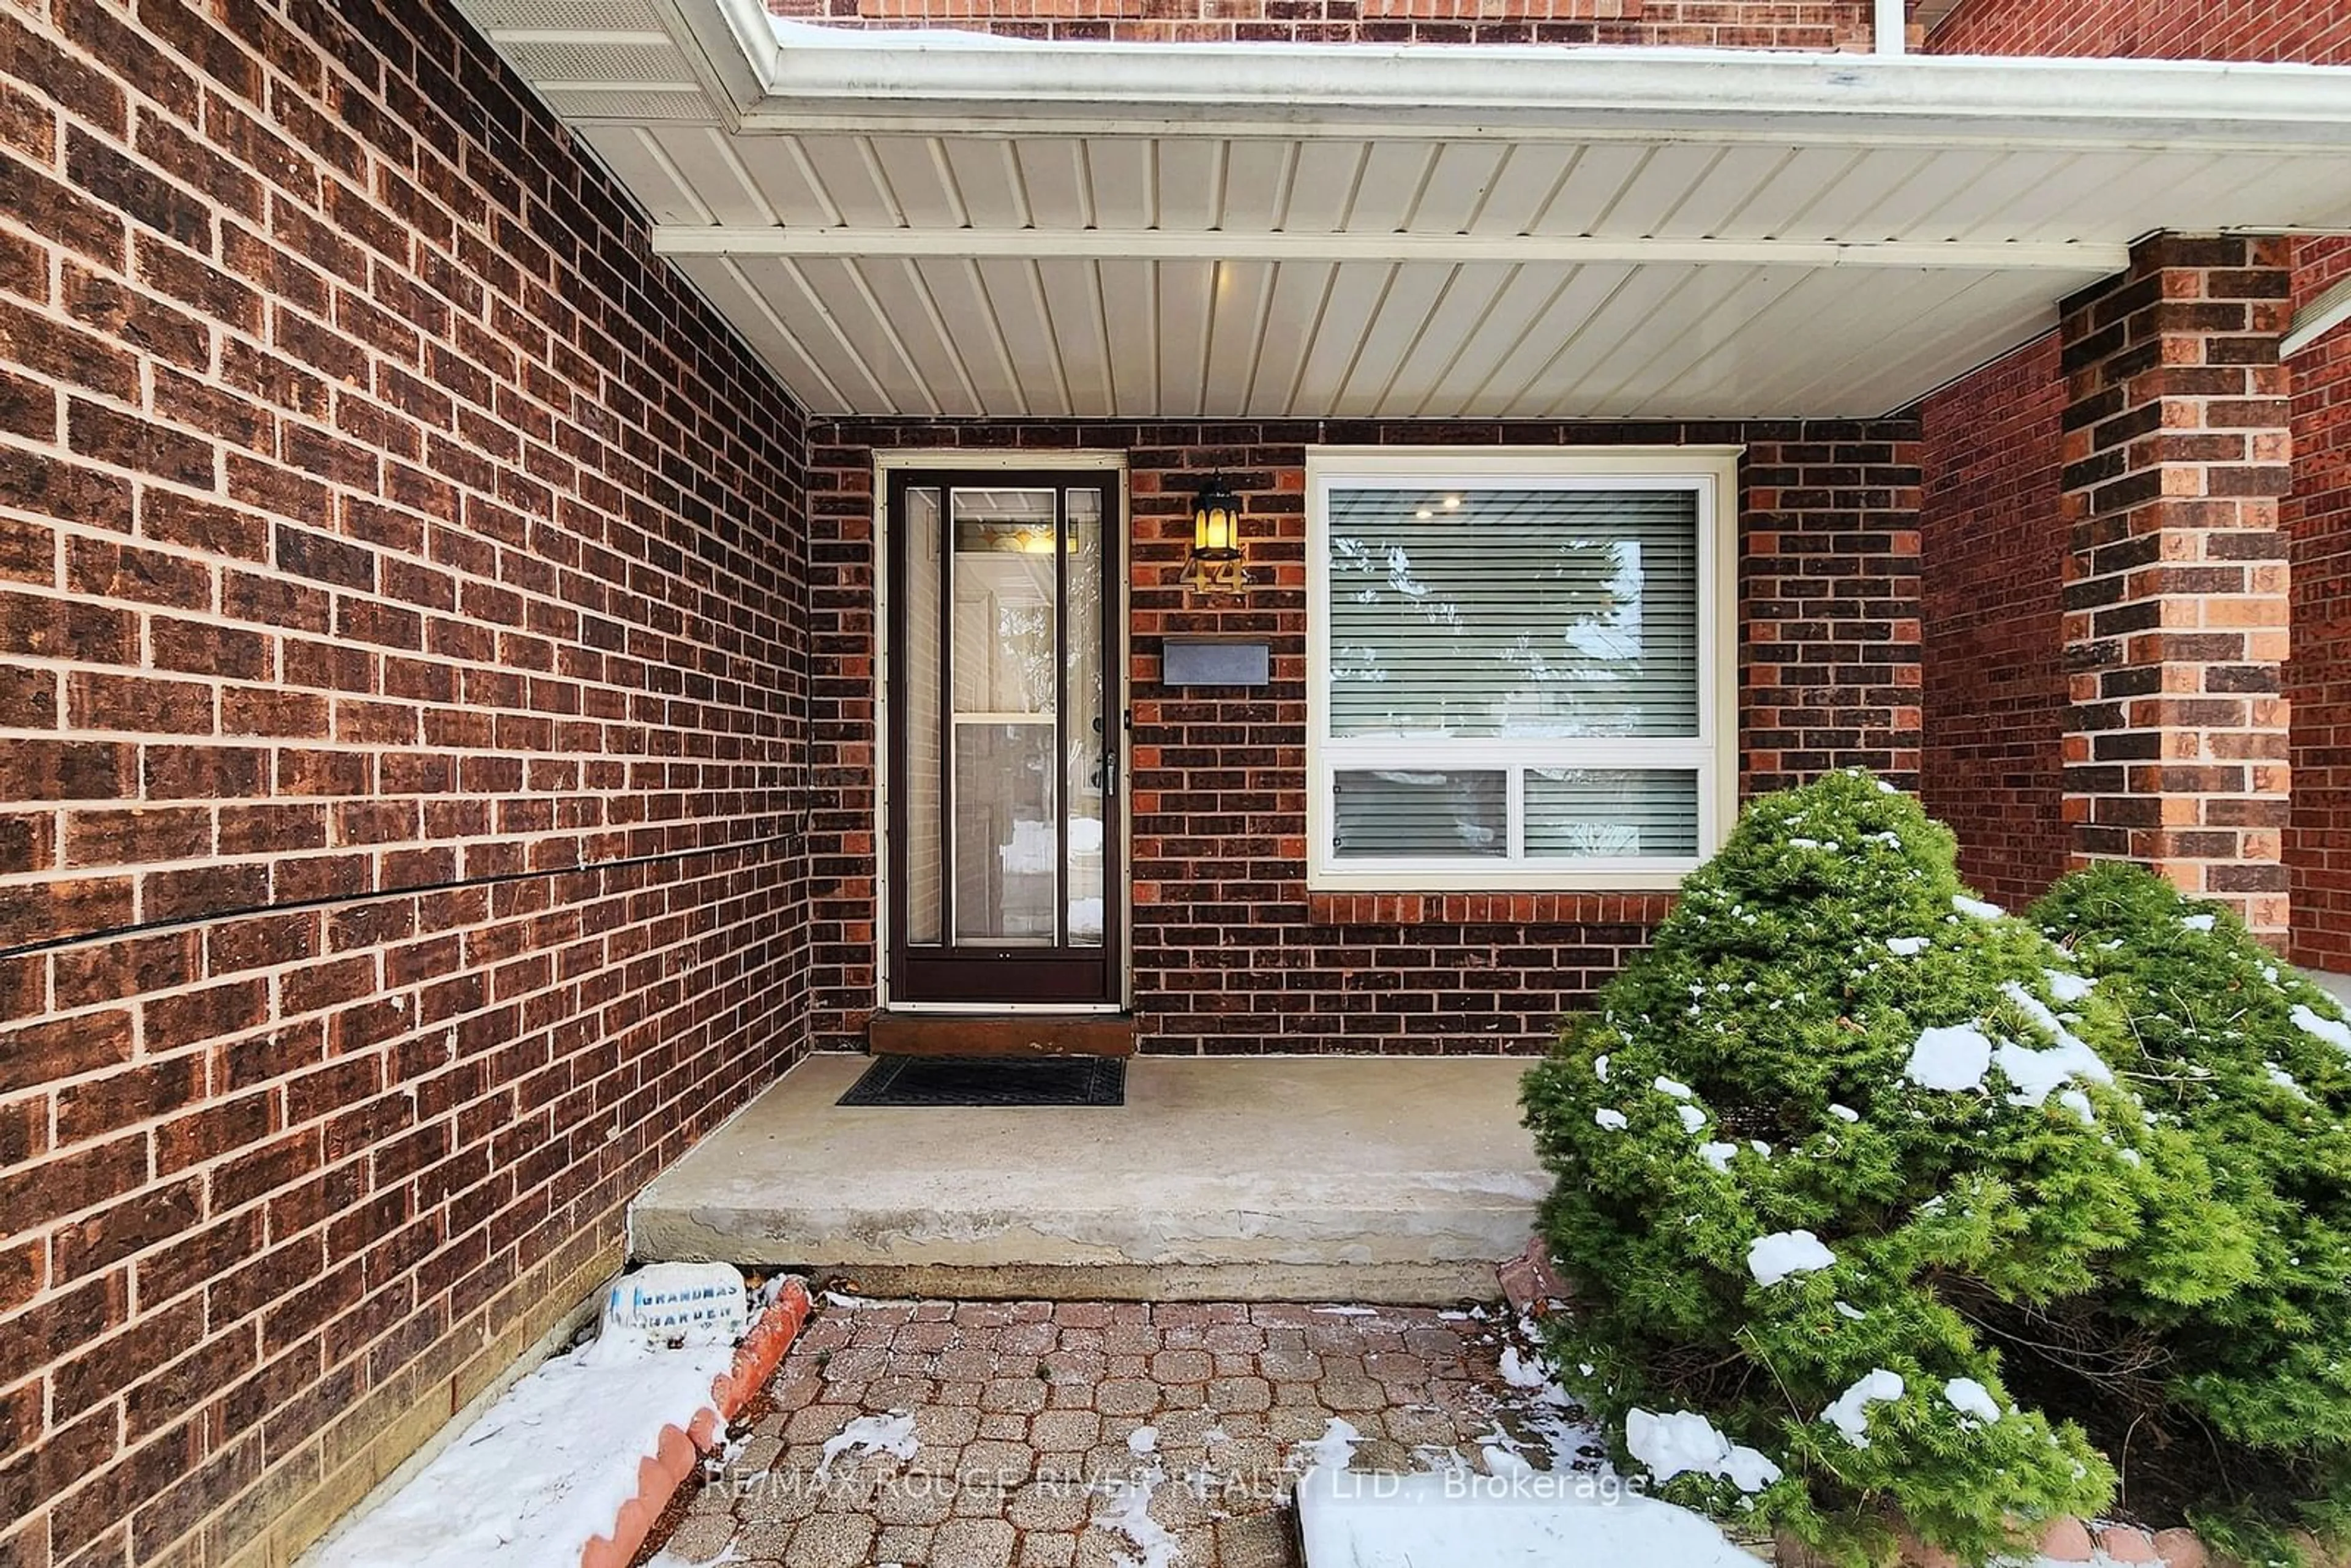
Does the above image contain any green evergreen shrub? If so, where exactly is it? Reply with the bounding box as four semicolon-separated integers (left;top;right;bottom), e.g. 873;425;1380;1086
2030;864;2351;1558
1518;771;2351;1564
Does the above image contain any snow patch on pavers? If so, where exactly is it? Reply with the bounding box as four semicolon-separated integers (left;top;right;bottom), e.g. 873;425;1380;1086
307;1279;809;1568
1295;1305;1749;1568
1297;1466;1765;1568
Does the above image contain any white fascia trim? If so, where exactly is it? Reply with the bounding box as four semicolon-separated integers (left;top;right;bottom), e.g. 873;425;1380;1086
651;227;2128;272
714;19;2351;146
2284;274;2351;358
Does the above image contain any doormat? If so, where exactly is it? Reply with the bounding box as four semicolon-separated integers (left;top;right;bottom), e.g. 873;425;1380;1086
837;1054;1127;1108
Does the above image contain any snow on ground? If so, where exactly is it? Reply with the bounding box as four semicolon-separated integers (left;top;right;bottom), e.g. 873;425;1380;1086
1496;1344;1547;1392
1299;1416;1365;1472
642;1297;1651;1568
1821;1370;1905;1447
1302;1322;1764;1568
1295;1466;1766;1568
1479;1421;1539;1480
1624;1408;1780;1493
1595;1108;1629;1131
1496;1319;1607;1474
310;1328;733;1568
1747;1229;1835;1287
814;1410;917;1479
1954;895;2004;919
1092;1461;1183;1568
1886;936;1931;957
820;1289;891;1308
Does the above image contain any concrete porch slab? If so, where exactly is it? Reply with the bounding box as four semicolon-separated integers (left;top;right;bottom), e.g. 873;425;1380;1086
631;1054;1549;1304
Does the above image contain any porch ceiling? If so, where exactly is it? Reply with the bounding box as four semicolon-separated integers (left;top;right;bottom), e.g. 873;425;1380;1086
457;1;2351;420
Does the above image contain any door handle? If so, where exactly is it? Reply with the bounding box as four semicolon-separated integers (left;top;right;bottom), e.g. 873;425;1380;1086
1091;751;1118;798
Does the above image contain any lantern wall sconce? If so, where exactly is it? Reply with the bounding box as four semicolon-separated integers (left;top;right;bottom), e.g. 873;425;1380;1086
1182;473;1247;595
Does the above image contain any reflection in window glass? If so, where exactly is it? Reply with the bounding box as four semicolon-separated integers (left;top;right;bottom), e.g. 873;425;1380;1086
950;489;1060;944
1327;487;1698;741
1333;770;1507;858
953;722;1057;944
1312;466;1722;885
1524;770;1700;858
1063;492;1105;946
904;488;944;944
952;490;1059;718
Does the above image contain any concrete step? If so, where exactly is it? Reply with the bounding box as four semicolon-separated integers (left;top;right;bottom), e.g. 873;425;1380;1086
631;1054;1548;1304
865;1011;1138;1057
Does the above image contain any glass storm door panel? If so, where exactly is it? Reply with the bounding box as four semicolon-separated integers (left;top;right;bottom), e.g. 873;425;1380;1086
888;471;1121;1005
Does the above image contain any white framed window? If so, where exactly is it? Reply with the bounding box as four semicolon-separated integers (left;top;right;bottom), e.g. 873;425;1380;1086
1306;448;1739;893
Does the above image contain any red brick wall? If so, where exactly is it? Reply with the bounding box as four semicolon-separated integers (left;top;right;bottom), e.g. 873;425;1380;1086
767;0;1878;47
1919;0;2351;951
1924;0;2351;59
1917;238;2351;951
1916;333;2071;909
2288;234;2351;967
0;0;811;1562
806;418;1921;1056
2058;234;2296;939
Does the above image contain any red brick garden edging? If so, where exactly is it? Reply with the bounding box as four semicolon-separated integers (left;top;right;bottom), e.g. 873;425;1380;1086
581;1279;813;1568
1797;1517;2215;1567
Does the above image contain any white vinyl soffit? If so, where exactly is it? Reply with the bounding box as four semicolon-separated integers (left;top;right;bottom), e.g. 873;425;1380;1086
456;0;2351;418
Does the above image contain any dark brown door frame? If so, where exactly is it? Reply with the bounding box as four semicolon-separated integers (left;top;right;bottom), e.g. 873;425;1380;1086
884;467;1125;1007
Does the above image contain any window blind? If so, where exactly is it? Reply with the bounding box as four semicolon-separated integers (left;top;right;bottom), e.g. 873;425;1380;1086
1333;769;1505;858
1326;487;1700;741
1525;768;1700;858
1311;471;1722;885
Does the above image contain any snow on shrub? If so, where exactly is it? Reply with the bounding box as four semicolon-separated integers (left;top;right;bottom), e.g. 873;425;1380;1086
2031;864;2351;1559
1520;771;2257;1566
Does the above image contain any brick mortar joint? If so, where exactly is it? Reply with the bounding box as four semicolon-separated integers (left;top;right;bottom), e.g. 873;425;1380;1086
0;827;800;962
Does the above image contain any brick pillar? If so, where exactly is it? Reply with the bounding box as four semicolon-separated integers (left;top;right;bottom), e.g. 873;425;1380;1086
2061;234;2295;939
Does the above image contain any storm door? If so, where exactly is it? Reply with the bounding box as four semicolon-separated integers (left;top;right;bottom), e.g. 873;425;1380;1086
886;470;1122;1005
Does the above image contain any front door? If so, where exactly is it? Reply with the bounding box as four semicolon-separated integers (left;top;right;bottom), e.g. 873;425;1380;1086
886;469;1122;1007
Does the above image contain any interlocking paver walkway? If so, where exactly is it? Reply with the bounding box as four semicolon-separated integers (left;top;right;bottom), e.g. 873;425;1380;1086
645;1297;1586;1568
